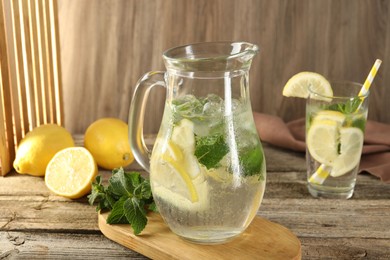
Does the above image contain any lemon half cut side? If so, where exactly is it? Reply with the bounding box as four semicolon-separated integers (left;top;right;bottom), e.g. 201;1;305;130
45;147;98;199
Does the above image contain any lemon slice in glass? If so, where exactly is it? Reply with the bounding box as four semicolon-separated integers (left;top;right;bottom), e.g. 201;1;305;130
330;127;364;177
45;147;98;199
307;119;340;165
307;118;364;177
314;110;346;124
282;72;333;100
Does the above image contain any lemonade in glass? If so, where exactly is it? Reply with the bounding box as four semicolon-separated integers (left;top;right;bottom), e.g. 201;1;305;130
306;81;369;199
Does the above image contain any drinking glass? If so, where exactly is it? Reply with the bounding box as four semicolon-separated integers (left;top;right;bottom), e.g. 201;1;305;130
306;81;369;199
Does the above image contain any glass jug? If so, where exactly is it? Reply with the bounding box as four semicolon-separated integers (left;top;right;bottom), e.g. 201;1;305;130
128;42;266;244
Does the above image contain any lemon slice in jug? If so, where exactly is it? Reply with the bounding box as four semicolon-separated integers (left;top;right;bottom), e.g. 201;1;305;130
152;119;209;210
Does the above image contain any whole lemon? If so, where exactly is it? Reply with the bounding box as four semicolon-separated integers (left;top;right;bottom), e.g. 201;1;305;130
13;124;75;176
84;118;134;170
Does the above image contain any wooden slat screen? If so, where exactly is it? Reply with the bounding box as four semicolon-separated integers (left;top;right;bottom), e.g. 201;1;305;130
0;0;63;176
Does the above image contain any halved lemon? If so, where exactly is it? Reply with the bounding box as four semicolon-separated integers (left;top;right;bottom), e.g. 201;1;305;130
330;127;363;177
45;147;98;199
282;72;333;100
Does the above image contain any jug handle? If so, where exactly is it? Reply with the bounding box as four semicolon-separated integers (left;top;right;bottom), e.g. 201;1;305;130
128;71;166;172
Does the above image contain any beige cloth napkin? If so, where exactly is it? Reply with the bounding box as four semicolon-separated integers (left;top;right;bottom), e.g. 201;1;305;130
253;112;390;183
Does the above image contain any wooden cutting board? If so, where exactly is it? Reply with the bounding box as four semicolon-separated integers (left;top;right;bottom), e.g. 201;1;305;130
98;212;301;259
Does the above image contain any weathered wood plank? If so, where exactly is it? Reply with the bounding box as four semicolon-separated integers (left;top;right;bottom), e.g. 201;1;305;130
0;231;146;259
0;195;97;232
259;199;390;239
299;237;390;259
1;232;389;259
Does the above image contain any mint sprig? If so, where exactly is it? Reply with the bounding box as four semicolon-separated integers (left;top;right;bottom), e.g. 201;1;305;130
326;96;361;114
88;168;157;235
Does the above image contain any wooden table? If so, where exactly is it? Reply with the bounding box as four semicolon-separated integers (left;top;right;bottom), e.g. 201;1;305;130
1;143;389;259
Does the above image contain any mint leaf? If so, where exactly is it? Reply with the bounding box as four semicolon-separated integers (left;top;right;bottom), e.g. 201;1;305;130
351;117;366;132
124;197;147;235
105;193;118;209
195;134;229;169
88;176;105;207
126;171;141;188
148;201;158;212
88;175;116;211
239;146;264;179
342;96;361;114
108;168;133;197
140;179;152;199
106;197;128;224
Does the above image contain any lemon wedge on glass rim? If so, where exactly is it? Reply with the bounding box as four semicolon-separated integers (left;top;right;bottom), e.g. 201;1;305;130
282;71;333;100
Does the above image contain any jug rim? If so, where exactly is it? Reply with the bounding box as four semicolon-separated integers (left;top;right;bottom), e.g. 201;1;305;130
162;41;259;75
163;41;259;61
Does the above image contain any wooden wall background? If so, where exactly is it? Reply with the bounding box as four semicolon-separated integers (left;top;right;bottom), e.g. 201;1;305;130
57;0;390;135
